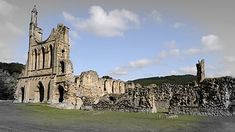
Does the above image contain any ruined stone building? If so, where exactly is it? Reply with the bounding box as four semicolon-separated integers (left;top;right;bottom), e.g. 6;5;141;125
16;7;235;115
15;6;126;107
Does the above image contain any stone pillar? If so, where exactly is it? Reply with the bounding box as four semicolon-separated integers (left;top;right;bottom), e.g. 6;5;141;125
24;81;30;103
196;59;205;83
49;77;57;104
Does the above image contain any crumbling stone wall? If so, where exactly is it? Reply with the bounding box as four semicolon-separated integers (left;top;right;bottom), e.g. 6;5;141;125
75;70;103;98
169;77;235;116
75;70;126;98
93;88;156;113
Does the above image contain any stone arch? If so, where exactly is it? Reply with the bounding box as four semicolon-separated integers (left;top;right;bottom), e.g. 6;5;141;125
58;85;65;103
21;87;25;103
38;81;44;102
41;47;45;69
49;45;53;67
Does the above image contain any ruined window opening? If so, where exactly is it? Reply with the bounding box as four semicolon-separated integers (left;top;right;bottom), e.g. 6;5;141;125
58;85;64;103
112;81;115;93
47;82;50;101
38;82;44;102
104;87;106;91
21;87;25;103
60;61;65;73
109;96;116;102
34;49;37;70
62;49;65;53
42;47;45;68
229;106;233;114
104;80;107;91
49;45;53;67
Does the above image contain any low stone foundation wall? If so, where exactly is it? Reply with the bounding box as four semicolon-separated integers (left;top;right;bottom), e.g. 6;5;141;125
169;106;232;116
168;77;235;116
81;88;157;113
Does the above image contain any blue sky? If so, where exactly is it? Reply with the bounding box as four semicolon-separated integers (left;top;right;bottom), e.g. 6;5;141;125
0;0;234;81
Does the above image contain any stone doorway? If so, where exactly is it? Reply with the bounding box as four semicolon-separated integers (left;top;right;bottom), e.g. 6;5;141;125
21;87;25;103
58;85;64;103
38;82;44;102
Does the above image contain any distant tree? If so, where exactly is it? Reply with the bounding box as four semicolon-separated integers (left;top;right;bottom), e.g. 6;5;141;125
131;74;197;86
0;62;24;100
0;62;24;75
0;71;17;100
102;76;113;79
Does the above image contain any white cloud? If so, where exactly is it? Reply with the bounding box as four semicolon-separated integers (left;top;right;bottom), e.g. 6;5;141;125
0;42;4;48
179;66;196;75
172;22;184;29
70;30;79;39
5;22;24;35
169;66;196;76
129;59;152;68
63;11;76;22
109;41;182;77
166;40;176;49
185;48;201;55
0;1;24;63
159;51;167;59
110;66;129;76
165;40;180;56
63;6;139;37
170;70;179;75
150;10;162;24
169;48;180;56
224;56;235;63
201;34;221;51
182;34;221;56
0;0;16;17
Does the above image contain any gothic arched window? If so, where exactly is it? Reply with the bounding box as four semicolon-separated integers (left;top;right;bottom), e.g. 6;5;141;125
41;47;45;69
34;49;37;70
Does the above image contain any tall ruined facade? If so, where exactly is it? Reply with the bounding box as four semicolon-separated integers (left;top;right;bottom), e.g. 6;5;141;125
15;6;126;106
15;6;74;104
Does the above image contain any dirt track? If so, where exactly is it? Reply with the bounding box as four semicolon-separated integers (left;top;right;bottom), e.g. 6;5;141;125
0;101;235;132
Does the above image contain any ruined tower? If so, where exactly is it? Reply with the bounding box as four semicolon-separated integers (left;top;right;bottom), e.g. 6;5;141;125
15;6;74;104
196;59;205;83
14;6;127;109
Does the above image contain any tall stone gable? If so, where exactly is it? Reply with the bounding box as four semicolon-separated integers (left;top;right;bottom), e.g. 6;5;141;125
15;6;74;104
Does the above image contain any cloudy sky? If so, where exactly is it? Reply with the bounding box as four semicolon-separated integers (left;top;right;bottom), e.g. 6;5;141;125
0;0;234;81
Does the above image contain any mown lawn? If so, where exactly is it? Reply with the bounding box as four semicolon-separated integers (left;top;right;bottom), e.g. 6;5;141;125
16;103;203;131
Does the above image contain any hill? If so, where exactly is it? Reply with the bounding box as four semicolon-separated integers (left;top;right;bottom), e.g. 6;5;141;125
0;62;24;100
0;62;24;75
131;74;197;86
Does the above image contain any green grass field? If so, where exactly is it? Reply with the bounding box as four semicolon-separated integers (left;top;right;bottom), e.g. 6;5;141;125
17;103;203;131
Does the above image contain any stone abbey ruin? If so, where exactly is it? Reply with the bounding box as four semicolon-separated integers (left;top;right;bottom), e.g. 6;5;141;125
15;6;235;115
